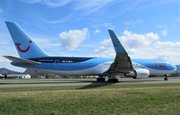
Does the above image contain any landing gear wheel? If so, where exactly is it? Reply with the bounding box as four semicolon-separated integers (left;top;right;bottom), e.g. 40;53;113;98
113;78;118;83
108;79;113;82
97;78;100;82
164;77;168;81
102;78;105;82
97;78;105;82
108;78;118;83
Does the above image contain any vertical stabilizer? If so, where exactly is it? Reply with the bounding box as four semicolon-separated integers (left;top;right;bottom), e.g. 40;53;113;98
5;21;49;58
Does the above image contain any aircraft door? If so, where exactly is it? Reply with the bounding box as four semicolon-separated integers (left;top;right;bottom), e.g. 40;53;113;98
98;62;103;67
54;60;60;68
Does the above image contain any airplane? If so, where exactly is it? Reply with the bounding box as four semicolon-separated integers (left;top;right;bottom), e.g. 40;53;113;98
3;21;177;82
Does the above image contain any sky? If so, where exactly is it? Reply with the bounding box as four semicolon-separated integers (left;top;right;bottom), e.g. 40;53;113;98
0;0;180;72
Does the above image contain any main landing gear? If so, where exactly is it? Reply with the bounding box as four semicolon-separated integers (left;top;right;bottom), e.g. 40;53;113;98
96;76;105;82
108;74;119;83
96;76;119;83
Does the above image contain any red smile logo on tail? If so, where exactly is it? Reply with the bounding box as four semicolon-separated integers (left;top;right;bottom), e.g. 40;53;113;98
15;40;32;53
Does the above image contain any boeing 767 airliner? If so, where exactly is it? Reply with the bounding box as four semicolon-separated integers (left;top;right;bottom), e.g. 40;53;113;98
4;21;177;82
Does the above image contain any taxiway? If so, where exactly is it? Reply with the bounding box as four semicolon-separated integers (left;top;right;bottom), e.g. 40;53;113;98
0;77;180;88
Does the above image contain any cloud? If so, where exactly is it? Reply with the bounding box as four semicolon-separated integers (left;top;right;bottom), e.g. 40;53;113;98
33;38;60;47
102;23;114;29
92;30;180;64
153;41;180;49
120;30;159;48
154;44;180;63
20;0;114;12
93;30;180;64
93;45;115;57
156;24;163;28
155;52;180;60
156;23;168;36
101;39;111;46
59;28;89;51
39;17;67;24
123;20;143;26
161;30;167;36
93;23;114;30
94;29;101;34
20;0;71;7
0;57;8;63
28;33;61;48
93;30;159;57
20;0;115;23
127;48;137;54
74;0;114;15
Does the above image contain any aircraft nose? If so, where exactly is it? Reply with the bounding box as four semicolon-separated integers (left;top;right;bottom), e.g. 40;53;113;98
170;64;177;71
173;65;177;71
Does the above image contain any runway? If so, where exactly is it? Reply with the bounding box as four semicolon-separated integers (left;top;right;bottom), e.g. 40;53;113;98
0;77;180;88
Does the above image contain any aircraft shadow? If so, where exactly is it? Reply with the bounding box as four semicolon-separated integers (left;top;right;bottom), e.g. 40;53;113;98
78;81;116;89
78;79;164;89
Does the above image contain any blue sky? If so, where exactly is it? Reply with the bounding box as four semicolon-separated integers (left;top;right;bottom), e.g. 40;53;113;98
0;0;180;72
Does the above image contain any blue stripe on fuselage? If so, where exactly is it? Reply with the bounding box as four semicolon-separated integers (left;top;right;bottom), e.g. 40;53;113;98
11;57;176;71
12;57;113;71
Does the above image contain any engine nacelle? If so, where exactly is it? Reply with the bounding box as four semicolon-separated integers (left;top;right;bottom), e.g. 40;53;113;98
125;69;150;79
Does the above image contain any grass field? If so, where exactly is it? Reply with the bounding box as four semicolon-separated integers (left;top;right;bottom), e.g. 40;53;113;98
0;82;180;115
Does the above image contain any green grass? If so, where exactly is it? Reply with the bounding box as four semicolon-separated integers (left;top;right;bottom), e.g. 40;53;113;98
0;83;180;115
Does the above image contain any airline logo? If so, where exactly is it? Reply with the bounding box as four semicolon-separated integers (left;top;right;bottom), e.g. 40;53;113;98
113;42;118;47
15;40;32;53
155;62;166;67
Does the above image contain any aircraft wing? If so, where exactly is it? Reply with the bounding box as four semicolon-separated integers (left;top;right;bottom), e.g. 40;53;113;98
107;55;133;73
103;30;134;75
3;56;41;65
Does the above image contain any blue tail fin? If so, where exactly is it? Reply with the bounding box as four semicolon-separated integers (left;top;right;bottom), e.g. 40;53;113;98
5;21;49;58
108;29;128;55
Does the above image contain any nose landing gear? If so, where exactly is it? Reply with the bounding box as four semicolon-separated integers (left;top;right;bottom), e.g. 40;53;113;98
164;74;170;81
164;76;168;81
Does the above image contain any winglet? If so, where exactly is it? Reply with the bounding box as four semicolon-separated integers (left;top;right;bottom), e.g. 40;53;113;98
108;29;128;55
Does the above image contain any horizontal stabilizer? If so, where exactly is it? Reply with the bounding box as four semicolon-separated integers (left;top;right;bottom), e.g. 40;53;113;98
3;56;41;65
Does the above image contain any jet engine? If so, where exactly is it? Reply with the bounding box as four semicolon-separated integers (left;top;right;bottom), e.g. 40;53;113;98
125;68;150;79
